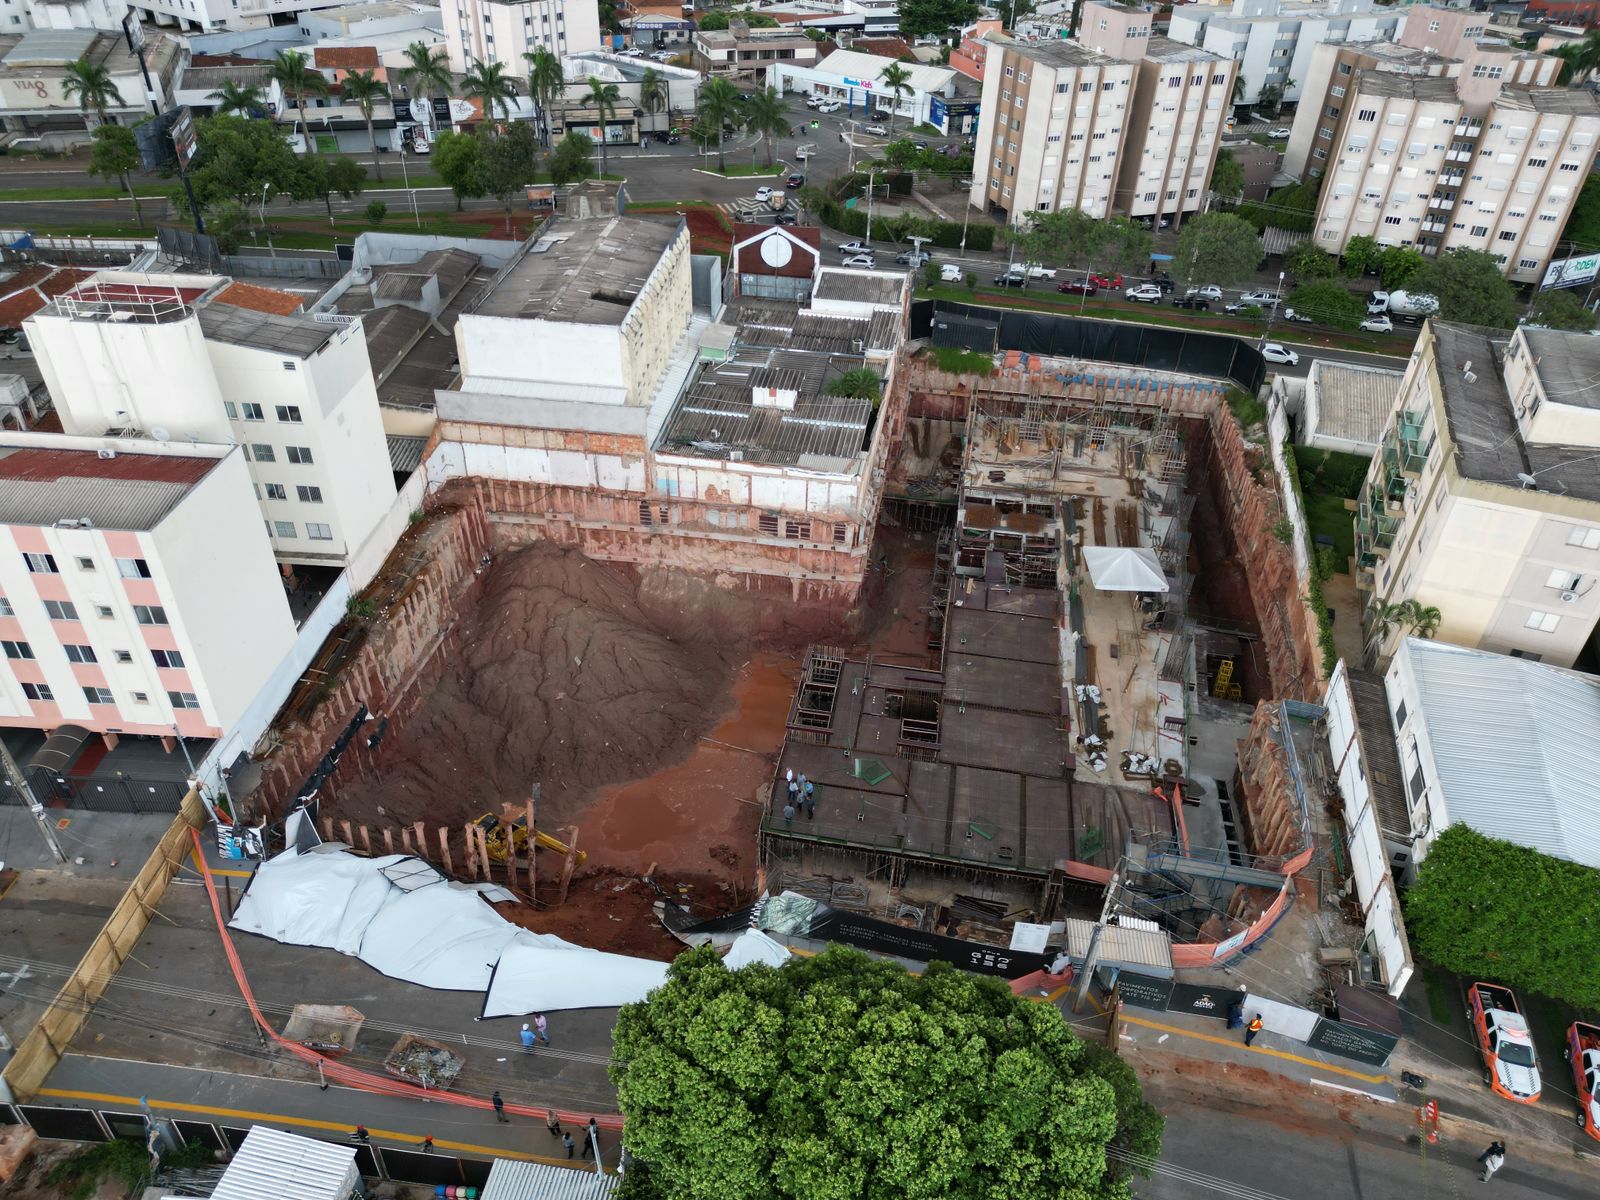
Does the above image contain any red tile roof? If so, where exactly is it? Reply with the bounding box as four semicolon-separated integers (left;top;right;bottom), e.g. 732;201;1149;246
849;37;916;59
215;281;304;316
314;47;380;70
0;446;219;486
0;267;94;331
732;224;822;278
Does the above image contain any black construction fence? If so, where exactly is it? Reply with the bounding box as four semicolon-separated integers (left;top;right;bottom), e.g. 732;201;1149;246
911;299;1268;396
3;769;191;815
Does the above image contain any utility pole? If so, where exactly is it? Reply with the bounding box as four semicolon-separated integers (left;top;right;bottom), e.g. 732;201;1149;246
1072;871;1120;1013
866;168;875;245
0;738;65;863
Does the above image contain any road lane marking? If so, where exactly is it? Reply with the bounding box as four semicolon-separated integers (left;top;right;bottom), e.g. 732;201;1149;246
1119;1012;1390;1085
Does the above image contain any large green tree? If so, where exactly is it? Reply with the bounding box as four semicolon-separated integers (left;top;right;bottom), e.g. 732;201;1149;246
613;944;1160;1200
431;129;485;210
1561;171;1600;249
698;77;743;173
548;131;595;185
1100;216;1153;273
1405;824;1600;1010
61;57;125;127
292;154;366;223
1410;249;1517;328
1530;287;1598;332
1285;281;1365;329
582;76;623;176
1210;149;1245;205
340;69;389;180
480;123;538;231
896;0;980;38
88;124;143;224
879;62;914;136
1380;245;1425;290
266;49;329;153
1340;234;1383;278
1011;207;1103;268
743;86;790;167
1283;239;1336;281
184;115;302;214
1173;212;1263;287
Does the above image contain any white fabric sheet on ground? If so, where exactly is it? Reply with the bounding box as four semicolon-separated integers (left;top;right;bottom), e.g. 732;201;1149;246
482;932;670;1017
1081;546;1169;592
359;885;524;992
230;849;408;956
724;929;792;970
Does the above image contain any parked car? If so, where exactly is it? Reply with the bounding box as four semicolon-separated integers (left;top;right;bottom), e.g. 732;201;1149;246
1239;290;1282;307
1367;290;1390;314
1148;277;1175;294
842;253;876;268
1467;983;1541;1104
863;123;888;136
1089;272;1123;289
1125;284;1164;303
1222;302;1260;315
1187;285;1223;302
896;250;930;266
1281;308;1314;323
651;50;674;61
1024;263;1057;279
1267;126;1292;139
1566;1021;1600;1140
618;46;643;57
754;186;774;202
1260;342;1300;366
1057;279;1098;296
773;211;797;225
1172;295;1209;310
806;95;824;108
1359;314;1394;333
838;240;868;254
786;173;805;188
993;269;1028;287
941;263;965;283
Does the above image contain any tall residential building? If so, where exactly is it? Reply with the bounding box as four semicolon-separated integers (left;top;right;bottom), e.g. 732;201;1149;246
25;275;397;570
441;0;602;75
1356;321;1600;669
1307;77;1600;283
1166;0;1404;108
970;5;1236;228
0;434;296;742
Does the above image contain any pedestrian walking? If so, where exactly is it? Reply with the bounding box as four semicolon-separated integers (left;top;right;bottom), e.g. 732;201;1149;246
519;1023;536;1052
783;801;795;829
563;1131;576;1158
492;1091;507;1123
1244;1014;1264;1047
546;1109;563;1138
350;1125;369;1144
797;773;808;799
804;779;815;819
787;778;799;805
534;1012;549;1045
420;1135;434;1154
581;1117;600;1158
785;767;793;784
1478;1141;1506;1182
1227;1001;1244;1030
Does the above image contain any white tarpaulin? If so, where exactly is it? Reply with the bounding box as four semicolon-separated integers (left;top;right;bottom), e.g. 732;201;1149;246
229;848;405;956
724;929;792;970
359;885;523;992
1081;546;1169;592
482;932;670;1017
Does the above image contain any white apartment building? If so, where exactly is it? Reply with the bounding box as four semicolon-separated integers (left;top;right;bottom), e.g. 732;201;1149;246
971;4;1235;228
1357;321;1600;669
0;434;295;741
441;0;601;76
25;276;396;570
1309;78;1600;283
1167;0;1405;107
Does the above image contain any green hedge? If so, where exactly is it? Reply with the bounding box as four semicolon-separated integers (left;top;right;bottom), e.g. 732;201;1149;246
1282;441;1338;676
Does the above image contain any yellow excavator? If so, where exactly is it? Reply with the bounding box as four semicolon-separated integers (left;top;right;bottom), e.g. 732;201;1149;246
472;812;586;866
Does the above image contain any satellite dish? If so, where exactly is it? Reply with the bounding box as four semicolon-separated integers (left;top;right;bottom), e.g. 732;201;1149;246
760;234;793;269
150;426;172;443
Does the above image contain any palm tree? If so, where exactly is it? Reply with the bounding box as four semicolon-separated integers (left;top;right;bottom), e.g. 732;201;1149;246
878;62;914;136
340;70;389;180
697;77;742;173
267;50;329;154
398;39;454;134
463;59;517;123
209;80;266;117
1380;599;1443;641
582;76;622;176
742;86;789;168
1554;32;1600;84
1233;74;1247;105
61;58;125;128
524;47;566;147
638;68;668;138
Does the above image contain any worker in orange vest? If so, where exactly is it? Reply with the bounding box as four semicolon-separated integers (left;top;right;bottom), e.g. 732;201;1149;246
1245;1014;1264;1047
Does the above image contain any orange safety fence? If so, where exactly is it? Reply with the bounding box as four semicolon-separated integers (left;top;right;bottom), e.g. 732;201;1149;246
187;828;626;1133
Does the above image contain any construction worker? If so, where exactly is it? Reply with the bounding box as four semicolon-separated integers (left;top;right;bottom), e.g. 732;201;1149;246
1245;1014;1264;1047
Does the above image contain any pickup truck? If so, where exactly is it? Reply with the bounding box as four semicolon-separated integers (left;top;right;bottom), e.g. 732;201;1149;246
1466;982;1542;1104
1568;1021;1600;1139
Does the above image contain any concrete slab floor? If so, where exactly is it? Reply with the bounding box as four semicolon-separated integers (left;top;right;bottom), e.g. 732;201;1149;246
1321;569;1365;665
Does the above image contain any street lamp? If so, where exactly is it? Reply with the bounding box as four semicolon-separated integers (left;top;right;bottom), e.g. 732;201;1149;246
1260;269;1286;347
397;144;421;228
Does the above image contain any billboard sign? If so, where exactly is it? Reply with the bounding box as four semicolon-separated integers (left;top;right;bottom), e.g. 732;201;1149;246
1541;252;1600;291
171;106;197;171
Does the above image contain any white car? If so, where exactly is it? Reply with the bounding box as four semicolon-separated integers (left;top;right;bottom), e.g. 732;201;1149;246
618;47;643;57
1024;263;1057;279
1367;290;1390;314
1360;314;1394;333
817;101;842;113
838;240;868;255
1267;126;1292;139
863;123;888;136
842;253;876;268
1239;290;1282;307
1261;342;1300;366
1125;284;1164;303
940;263;965;282
754;186;774;202
651;50;673;61
794;147;810;160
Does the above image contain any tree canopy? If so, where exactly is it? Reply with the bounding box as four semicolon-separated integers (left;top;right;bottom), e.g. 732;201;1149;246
1283;239;1336;281
1173;212;1262;287
184;115;302;213
1410;249;1517;328
1405;824;1600;1010
1010;207;1102;267
1285;281;1364;330
1210;149;1244;204
897;0;980;38
612;944;1161;1200
88;124;143;223
1562;171;1600;250
1530;287;1598;332
1340;234;1383;278
549;131;595;185
1379;245;1424;290
431;130;485;210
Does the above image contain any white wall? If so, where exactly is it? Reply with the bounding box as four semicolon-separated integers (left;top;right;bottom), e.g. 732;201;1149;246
1268;387;1311;585
458;316;627;404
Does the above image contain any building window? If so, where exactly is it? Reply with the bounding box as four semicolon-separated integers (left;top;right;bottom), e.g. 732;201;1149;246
263;483;286;501
1568;526;1600;549
759;513;780;536
116;557;151;579
75;556;94;571
1498;230;1516;241
307;523;333;541
784;519;811;540
95;604;113;619
1470;225;1488;237
22;682;52;702
1357;109;1377;122
274;521;296;538
1525;609;1561;633
1518;258;1540;270
167;690;200;709
251;444;276;462
240;403;264;421
287;446;314;465
1509;650;1542;662
2;640;33;659
133;604;167;626
114;649;133;664
0;597;11;616
152;648;185;669
224;401;238;419
276;405;302;422
83;685;114;705
297;485;323;503
43;600;78;620
64;644;97;664
24;552;59;574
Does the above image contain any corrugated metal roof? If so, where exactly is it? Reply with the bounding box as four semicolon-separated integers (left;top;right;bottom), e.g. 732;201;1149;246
1306;360;1403;450
387;434;427;474
0;446;219;530
1402;637;1600;868
1063;917;1173;973
480;1157;619;1200
210;1127;358;1200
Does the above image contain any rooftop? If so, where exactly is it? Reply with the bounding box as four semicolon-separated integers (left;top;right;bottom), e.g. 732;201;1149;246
1307;360;1405;448
1496;84;1600;115
0;29;179;88
0;265;94;330
0;443;222;530
1352;71;1462;102
196;303;341;358
813;267;906;308
1144;35;1228;63
313;46;381;70
815;48;956;90
1521;326;1600;411
1400;637;1600;869
473;218;679;326
991;35;1123;70
214;281;304;316
697;26;816;46
1346;668;1410;841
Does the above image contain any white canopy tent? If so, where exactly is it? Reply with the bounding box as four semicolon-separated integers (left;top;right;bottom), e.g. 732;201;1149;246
1081;546;1169;592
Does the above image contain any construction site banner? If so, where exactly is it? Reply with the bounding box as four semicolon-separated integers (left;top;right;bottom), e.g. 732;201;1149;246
1115;971;1175;1012
1305;1016;1397;1067
808;910;1050;979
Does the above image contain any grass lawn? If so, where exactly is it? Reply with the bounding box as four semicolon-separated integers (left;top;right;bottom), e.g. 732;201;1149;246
1303;492;1356;572
1296;446;1370;572
698;163;783;178
0;184;153;201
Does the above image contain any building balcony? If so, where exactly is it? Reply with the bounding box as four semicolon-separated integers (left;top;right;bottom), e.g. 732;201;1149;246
1439;173;1464;187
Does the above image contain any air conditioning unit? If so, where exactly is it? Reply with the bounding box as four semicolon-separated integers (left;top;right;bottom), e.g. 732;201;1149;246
97;448;116;460
1561;590;1580;604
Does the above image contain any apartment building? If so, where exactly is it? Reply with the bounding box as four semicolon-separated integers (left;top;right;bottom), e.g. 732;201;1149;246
25;275;397;570
441;0;602;75
1356;321;1600;669
1308;76;1600;283
0;434;296;741
0;28;179;135
694;23;820;82
971;4;1235;228
1166;0;1404;108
